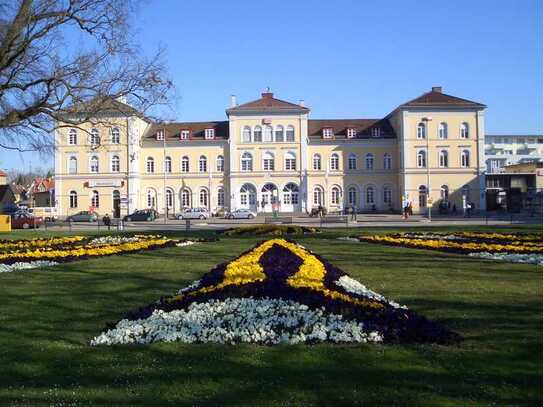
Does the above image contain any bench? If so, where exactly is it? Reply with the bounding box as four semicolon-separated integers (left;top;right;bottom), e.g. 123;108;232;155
264;216;293;224
320;215;349;226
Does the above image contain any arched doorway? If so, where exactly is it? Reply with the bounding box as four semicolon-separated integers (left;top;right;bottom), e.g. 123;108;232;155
239;184;257;212
261;183;278;212
282;183;299;212
112;190;121;218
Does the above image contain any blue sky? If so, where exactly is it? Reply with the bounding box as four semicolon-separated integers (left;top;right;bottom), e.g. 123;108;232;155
2;0;542;172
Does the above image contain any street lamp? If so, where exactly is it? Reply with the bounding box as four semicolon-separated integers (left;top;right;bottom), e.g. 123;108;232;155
422;117;432;221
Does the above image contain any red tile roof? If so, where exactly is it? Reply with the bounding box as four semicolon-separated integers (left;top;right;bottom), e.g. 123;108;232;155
142;121;229;144
308;119;395;139
0;170;6;176
31;178;55;193
227;92;309;114
400;87;486;108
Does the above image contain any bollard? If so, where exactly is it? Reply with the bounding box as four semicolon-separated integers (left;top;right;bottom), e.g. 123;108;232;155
185;219;191;231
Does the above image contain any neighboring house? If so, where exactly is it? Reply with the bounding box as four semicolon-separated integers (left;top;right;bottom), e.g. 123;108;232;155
10;184;27;203
54;87;486;217
0;185;16;211
29;178;55;207
0;170;7;185
485;134;543;173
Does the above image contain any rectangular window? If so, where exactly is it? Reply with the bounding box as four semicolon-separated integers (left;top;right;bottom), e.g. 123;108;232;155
218;189;225;206
180;130;190;140
156;130;164;141
371;128;381;137
263;159;274;171
285;158;296;171
347;128;356;138
323;128;333;139
205;128;215;139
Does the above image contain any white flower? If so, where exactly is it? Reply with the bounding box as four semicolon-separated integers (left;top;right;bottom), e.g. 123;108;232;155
334;275;407;309
469;252;543;266
0;261;59;273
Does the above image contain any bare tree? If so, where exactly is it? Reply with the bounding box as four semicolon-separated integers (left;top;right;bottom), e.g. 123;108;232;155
0;0;173;152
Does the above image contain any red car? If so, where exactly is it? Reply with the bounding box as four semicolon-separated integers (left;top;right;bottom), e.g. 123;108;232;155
11;212;44;229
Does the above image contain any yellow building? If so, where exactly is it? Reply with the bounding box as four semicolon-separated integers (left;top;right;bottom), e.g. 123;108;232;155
54;87;486;217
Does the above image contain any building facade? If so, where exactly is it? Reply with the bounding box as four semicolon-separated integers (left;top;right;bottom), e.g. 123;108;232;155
54;87;486;217
485;134;543;173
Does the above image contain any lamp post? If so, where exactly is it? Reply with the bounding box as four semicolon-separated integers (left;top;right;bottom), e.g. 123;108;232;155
422;117;432;221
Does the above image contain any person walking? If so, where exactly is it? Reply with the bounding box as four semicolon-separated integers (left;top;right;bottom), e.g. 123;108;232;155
102;213;111;231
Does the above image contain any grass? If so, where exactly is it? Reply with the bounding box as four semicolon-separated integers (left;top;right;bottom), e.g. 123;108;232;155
0;227;542;405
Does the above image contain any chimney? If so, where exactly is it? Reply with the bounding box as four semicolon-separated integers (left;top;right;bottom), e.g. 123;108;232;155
262;91;273;99
432;86;442;93
230;95;237;108
299;99;305;107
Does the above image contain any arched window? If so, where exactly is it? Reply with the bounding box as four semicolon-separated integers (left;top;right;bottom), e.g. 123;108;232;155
383;186;392;205
69;156;77;174
417;150;426;168
282;183;299;205
348;154;357;170
331;186;341;205
461;150;470;167
264;125;273;142
217;187;225;207
166;188;174;209
90;156;99;173
90;128;100;145
384;153;392;170
313;186;324;206
164;156;172;173
347;186;357;206
313;154;322;170
439;150;448;168
146;189;156;208
181;188;191;208
365;153;374;170
274;125;284;142
69;191;78;208
146;157;155;173
181;156;189;172
438;122;448;139
366;186;375;205
240;184;257;206
330;153;339;171
111;155;120;172
242;126;251;142
216;155;224;172
417;122;426;139
261;183;278;207
68;129;77;145
284;151;296;171
111;127;120;144
199;155;207;172
263;152;275;171
286;125;295;142
460;122;469;139
91;190;99;208
241;152;253;171
418;185;427;208
253;126;262;142
199;188;209;207
441;185;449;201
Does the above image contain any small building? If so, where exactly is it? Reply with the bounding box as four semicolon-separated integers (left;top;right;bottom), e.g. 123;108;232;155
486;162;543;212
29;178;55;207
0;170;7;185
485;135;543;173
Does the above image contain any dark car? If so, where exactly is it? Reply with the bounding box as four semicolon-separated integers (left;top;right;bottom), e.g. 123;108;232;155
66;211;98;222
123;209;157;222
11;212;43;229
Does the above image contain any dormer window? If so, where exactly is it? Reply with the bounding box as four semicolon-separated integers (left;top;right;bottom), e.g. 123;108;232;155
205;128;215;140
155;129;164;141
323;128;334;139
371;128;381;138
347;128;357;138
180;129;190;140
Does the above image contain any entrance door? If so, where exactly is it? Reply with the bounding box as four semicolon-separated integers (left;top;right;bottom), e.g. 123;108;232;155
261;183;278;212
282;183;299;212
240;184;257;212
112;190;121;218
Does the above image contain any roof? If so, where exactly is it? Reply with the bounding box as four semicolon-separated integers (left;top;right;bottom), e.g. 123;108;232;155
399;87;486;109
227;92;309;115
142;121;229;144
0;185;15;202
0;170;6;177
31;178;55;194
65;97;141;117
308;118;395;139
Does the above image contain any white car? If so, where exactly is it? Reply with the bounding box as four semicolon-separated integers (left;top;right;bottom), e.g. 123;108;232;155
177;208;209;220
226;209;256;219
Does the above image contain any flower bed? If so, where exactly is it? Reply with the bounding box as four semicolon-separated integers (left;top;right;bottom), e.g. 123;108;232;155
91;238;459;346
0;234;203;271
220;225;318;237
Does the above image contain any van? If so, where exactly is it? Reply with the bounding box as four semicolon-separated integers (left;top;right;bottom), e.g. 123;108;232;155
27;207;58;221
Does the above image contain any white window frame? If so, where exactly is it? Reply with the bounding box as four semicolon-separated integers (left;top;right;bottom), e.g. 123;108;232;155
216;155;224;172
286;125;295;142
146;157;155;173
69;191;78;208
181;156;189;173
330;154;339;171
205;128;215;140
90;156;99;173
111;155;120;172
241;152;253;172
284;152;296;171
323;128;334;139
348;154;357;170
417;123;426;139
164;156;172;173
313;154;322;170
365;153;374;170
68;129;77;145
417;150;426;168
199;156;207;172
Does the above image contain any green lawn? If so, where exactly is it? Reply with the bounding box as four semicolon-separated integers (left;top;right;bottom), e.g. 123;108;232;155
1;227;542;406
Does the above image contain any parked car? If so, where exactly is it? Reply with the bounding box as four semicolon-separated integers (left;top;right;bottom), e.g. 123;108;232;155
66;211;98;222
123;209;156;222
226;209;256;219
27;206;58;221
1;203;22;216
11;212;43;229
176;208;209;220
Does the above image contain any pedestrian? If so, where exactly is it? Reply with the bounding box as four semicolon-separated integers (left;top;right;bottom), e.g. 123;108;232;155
102;213;111;231
408;201;413;216
350;206;356;221
452;203;457;215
